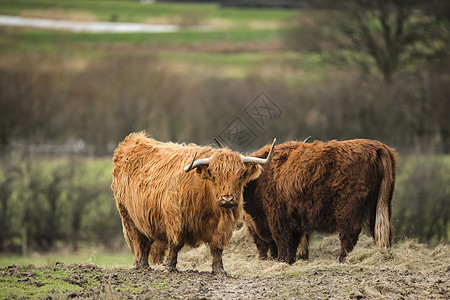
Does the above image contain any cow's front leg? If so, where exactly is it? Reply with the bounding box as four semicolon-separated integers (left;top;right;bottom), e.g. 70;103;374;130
268;241;278;259
165;242;183;273
210;246;227;276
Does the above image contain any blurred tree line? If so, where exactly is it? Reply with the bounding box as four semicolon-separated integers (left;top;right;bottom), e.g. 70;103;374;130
0;53;448;155
0;153;448;254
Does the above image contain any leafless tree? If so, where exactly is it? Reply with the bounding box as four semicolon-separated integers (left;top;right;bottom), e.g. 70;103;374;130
290;0;449;82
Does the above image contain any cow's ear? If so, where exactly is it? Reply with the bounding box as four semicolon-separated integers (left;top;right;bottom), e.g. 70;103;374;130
195;165;205;175
243;164;262;182
196;166;214;181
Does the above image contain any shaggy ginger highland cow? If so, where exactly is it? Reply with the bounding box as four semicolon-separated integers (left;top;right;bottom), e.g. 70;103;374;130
111;132;275;275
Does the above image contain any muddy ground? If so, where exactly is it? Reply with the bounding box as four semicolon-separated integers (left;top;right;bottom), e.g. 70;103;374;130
1;229;449;299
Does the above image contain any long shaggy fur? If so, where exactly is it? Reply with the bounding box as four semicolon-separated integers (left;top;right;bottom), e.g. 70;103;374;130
111;132;261;273
243;139;397;264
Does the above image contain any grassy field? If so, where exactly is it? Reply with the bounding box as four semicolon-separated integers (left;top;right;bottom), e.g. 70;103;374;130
0;0;310;78
0;0;295;24
0;29;332;79
0;27;282;51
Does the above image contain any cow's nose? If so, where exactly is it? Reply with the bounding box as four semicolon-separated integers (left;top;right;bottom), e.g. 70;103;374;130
218;195;237;208
221;195;234;202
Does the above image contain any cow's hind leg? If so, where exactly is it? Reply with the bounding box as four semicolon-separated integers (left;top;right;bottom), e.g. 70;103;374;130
338;226;362;263
117;203;152;269
268;216;291;263
149;240;167;265
337;194;367;262
275;241;288;263
272;218;302;264
298;232;310;261
286;231;302;264
165;241;184;273
273;231;300;264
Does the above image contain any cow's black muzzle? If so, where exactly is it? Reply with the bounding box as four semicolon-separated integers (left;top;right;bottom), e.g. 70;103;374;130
217;195;238;208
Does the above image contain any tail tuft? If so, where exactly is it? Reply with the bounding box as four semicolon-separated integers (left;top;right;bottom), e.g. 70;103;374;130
374;148;396;248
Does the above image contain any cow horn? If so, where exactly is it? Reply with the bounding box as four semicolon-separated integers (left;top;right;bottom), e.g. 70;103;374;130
302;136;311;143
213;137;225;149
184;152;212;172
242;138;276;165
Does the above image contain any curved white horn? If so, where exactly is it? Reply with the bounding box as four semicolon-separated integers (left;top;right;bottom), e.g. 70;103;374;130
242;138;276;165
184;152;212;172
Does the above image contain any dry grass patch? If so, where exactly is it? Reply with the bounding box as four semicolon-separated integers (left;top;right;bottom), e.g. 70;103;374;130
149;227;450;278
249;20;284;30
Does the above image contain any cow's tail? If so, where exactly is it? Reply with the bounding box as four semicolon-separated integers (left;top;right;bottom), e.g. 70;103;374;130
374;147;396;248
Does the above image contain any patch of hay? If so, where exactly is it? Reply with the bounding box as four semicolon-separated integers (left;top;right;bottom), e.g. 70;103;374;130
157;228;449;277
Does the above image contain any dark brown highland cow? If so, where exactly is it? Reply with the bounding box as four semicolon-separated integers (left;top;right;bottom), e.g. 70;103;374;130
243;139;397;264
111;132;275;275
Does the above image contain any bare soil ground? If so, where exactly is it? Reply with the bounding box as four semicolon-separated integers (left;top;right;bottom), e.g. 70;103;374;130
1;229;449;299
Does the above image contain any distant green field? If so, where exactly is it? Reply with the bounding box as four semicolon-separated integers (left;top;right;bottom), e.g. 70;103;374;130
0;0;295;24
0;27;281;51
0;0;322;78
0;27;331;79
0;0;297;52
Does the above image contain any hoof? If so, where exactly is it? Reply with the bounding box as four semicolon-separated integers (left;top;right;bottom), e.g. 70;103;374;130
164;266;179;273
211;268;228;277
135;261;149;270
298;254;309;261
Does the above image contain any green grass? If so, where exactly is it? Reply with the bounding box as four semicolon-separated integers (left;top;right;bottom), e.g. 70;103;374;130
0;27;281;55
0;262;171;299
0;263;138;299
1;27;280;44
0;251;133;268
0;277;75;298
0;266;86;298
